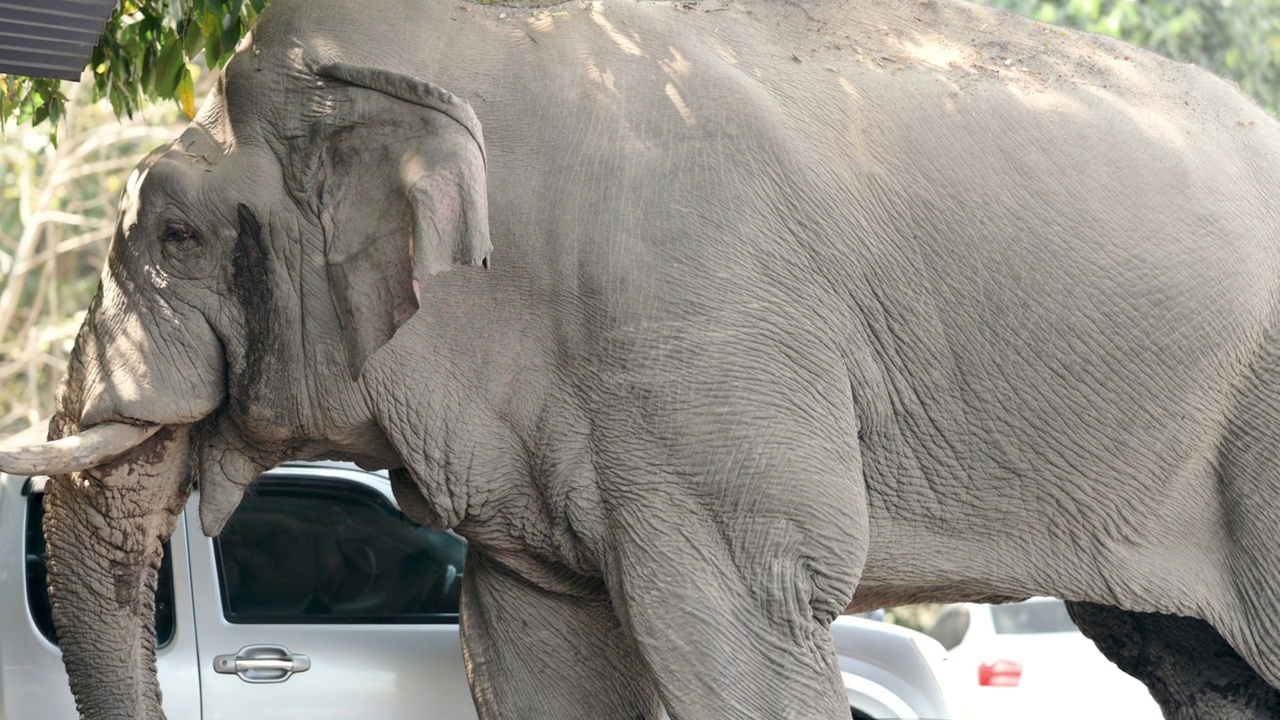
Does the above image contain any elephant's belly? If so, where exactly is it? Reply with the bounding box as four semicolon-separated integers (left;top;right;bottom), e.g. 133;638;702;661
851;493;1229;620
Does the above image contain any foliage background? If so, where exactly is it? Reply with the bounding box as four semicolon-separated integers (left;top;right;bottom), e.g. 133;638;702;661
1;0;264;133
983;0;1280;116
0;87;180;439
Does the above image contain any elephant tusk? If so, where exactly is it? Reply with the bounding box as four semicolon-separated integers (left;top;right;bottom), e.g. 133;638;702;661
0;423;162;476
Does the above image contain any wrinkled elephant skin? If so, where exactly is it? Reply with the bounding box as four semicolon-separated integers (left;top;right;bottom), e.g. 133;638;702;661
2;0;1280;718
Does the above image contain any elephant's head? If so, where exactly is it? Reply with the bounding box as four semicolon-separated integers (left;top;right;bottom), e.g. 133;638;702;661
0;24;490;718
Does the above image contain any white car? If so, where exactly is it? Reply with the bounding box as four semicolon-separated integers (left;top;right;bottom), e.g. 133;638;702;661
1;463;963;719
925;597;1162;720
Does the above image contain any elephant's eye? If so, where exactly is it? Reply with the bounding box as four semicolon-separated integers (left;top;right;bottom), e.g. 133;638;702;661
160;224;203;258
159;223;212;279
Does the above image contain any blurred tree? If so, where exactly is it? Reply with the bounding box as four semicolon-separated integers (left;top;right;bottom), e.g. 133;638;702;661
1;0;268;133
0;83;180;437
883;604;944;633
980;0;1280;115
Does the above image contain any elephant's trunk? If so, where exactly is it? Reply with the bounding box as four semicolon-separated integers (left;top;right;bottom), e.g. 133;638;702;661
26;329;197;720
42;422;193;720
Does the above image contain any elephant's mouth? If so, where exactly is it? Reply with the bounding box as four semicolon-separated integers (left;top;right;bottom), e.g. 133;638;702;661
0;422;163;477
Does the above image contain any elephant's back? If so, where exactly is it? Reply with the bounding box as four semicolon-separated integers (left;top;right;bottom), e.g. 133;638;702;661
242;0;1280;412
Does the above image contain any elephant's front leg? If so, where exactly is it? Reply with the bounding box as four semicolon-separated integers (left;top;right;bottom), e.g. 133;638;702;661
459;547;664;719
602;478;867;720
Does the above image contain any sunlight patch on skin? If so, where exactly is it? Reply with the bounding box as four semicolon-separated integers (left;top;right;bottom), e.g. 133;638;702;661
661;47;691;78
120;167;147;234
95;273;153;409
234;28;255;54
1091;51;1170;105
1003;83;1091;120
665;83;695;127
590;3;644;57
882;22;1189;149
192;91;237;152
582;58;651;152
585;59;618;96
142;264;169;291
295;45;338;121
709;39;737;65
896;36;968;70
287;44;307;75
1079;85;1187;148
1077;54;1194;148
832;75;876;162
306;38;344;67
528;13;556;34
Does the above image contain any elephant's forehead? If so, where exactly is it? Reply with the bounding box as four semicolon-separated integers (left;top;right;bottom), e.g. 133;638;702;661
118;141;207;217
120;146;172;211
175;125;223;162
139;134;219;187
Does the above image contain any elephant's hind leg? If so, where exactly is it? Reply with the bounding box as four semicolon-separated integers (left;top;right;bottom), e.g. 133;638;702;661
1208;334;1280;695
1066;601;1280;719
458;547;663;720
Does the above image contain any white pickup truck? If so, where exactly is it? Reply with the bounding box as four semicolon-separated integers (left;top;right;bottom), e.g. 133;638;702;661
0;463;962;719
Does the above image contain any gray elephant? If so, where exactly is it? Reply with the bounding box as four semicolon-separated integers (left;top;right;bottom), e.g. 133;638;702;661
2;0;1279;717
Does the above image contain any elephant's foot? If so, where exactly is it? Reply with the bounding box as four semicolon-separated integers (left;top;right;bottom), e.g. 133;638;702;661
1066;601;1280;719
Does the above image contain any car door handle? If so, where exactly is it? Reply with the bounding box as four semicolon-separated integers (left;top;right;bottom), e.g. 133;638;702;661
214;644;311;683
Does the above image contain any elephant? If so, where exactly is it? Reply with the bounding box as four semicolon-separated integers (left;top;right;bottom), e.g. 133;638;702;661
2;0;1279;717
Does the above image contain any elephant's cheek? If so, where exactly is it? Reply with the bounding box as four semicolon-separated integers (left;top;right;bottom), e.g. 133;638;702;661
75;271;226;430
43;428;193;720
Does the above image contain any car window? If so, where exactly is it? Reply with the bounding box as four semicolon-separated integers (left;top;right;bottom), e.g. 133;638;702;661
990;600;1078;634
925;607;970;650
24;490;177;648
214;476;466;624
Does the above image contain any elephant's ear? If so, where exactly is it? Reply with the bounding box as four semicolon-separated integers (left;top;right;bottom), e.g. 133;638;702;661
313;63;491;380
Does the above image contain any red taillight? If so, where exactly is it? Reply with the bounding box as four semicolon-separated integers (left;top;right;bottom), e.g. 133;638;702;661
978;659;1023;687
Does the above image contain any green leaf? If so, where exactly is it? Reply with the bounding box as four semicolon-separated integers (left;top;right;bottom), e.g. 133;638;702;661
140;49;155;94
138;14;162;40
184;18;206;57
200;9;221;36
220;15;242;60
47;97;61;147
47;93;62;128
205;28;224;67
154;37;184;97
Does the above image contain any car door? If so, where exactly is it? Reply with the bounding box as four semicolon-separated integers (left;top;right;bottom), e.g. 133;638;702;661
2;473;202;720
185;466;477;720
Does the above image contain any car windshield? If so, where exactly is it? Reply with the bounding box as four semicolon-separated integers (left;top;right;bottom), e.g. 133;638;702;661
990;601;1078;634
